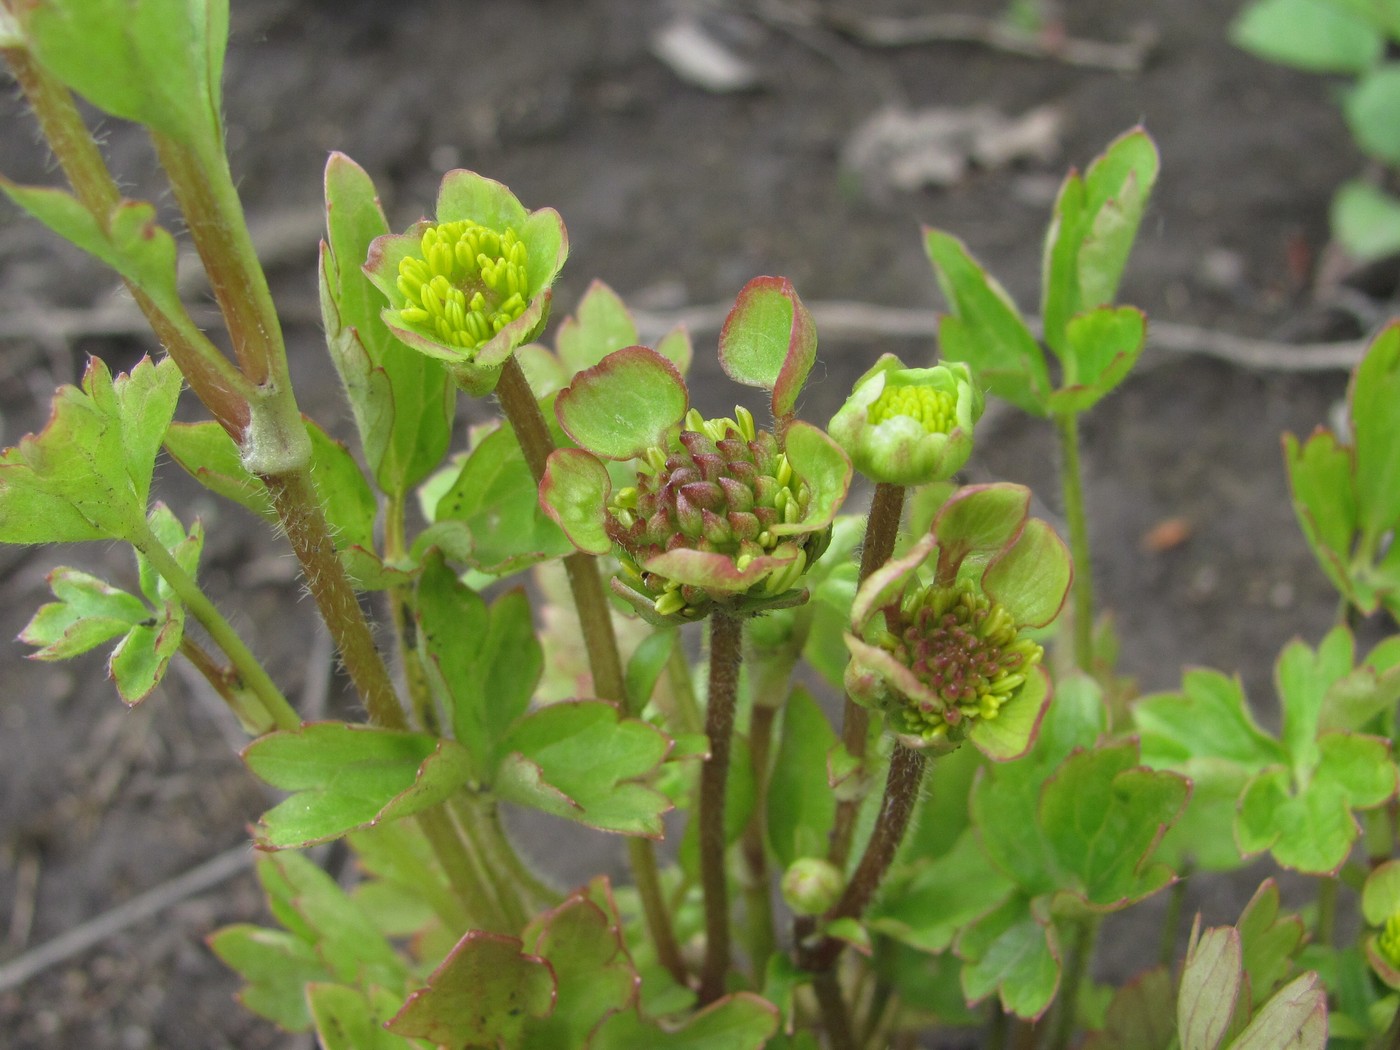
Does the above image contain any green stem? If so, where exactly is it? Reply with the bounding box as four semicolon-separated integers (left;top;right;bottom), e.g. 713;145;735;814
414;805;509;932
1054;412;1095;673
740;702;778;979
494;355;687;984
1158;869;1190;966
178;636;276;735
803;745;927;973
698;610;745;1004
813;969;857;1050
134;524;298;732
383;491;439;732
1045;916;1098;1050
831;482;907;868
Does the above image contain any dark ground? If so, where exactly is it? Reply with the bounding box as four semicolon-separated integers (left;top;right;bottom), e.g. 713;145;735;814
0;0;1390;1046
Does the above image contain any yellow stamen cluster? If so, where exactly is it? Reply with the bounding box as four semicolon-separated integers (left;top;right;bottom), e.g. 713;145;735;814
395;220;530;352
868;384;957;434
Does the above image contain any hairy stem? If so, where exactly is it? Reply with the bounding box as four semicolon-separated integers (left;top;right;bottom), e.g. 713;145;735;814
494;355;687;983
178;636;276;735
134;525;298;732
1054;412;1095;673
698;610;745;1004
803;745;927;973
831;481;907;867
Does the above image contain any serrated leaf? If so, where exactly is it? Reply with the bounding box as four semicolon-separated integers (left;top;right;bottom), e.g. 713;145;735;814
766;686;837;868
1180;924;1243;1050
1231;0;1383;73
207;924;329;1032
588;991;780;1050
1350;323;1400;547
308;983;424;1050
1278;627;1354;782
957;894;1060;1020
925;228;1049;415
321;153;453;494
22;0;227;146
1;355;181;544
1046;306;1147;414
519;893;638;1049
387;931;555;1046
245;723;475;848
1237;879;1306;1008
496;701;671;836
1041;128;1158;355
20;567;148;660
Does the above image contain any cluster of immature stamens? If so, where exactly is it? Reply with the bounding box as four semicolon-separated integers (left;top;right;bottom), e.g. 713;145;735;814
608;407;816;618
880;584;1042;744
867;383;958;434
395;219;529;352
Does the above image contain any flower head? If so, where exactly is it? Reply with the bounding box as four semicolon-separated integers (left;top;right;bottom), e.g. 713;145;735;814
845;484;1071;758
365;170;568;394
828;355;983;486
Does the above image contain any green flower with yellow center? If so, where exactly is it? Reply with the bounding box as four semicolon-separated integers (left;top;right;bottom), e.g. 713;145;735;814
365;169;568;395
828;355;983;486
845;483;1070;757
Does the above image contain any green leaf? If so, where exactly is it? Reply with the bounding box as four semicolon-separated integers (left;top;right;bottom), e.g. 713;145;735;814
0;184;187;324
1237;880;1306;1008
386;931;554;1046
1180;924;1244;1050
624;628;676;717
1;355;181;544
1040;741;1188;911
1041;128;1158;355
717;276;817;421
1331;181;1400;262
245;723;476;848
1350;323;1400;547
1136;669;1287;769
766;686;837;868
1282;429;1360;606
1081;966;1176;1050
1278;627;1354;781
1347;64;1400;165
321;153;453;495
957;894;1060;1020
555;345;688;460
1045;306;1147;414
589;992;780;1050
1231;0;1383;73
348;822;459;942
496;701;672;836
868;827;1013;953
431;421;573;573
208;925;328;1031
555;280;641;375
519;893;638;1048
22;0;228;147
20;566;148;660
308;984;424;1050
924;228;1049;415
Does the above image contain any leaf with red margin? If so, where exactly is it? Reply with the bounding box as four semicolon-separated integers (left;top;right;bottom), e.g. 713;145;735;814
718;276;816;423
556;345;688;460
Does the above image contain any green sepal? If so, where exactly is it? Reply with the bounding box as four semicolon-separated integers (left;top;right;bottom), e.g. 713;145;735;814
930;482;1032;579
0;183;188;326
244;722;477;849
386;931;554;1046
1044;306;1147;415
924;228;1050;416
1231;0;1384;73
428;421;573;573
495;701;672;837
774;420;853;538
308;984;426;1050
1;355;181;544
589;991;781;1049
1350;322;1400;549
321;152;453;495
554;345;689;460
717;275;817;423
766;685;838;868
539;448;614;556
19;0;227;148
956;893;1060;1020
981;517;1073;629
1041;127;1158;356
517;890;639;1049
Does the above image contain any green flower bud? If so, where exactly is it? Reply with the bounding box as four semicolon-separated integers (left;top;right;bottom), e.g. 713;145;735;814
828;355;984;486
781;858;845;916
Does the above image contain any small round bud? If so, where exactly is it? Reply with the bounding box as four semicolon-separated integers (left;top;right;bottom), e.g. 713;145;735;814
781;858;845;916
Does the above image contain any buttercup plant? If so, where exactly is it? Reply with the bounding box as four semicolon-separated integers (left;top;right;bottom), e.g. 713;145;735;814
3;3;1400;1049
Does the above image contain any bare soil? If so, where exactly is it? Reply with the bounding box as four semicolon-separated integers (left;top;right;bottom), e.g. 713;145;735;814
0;0;1390;1046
